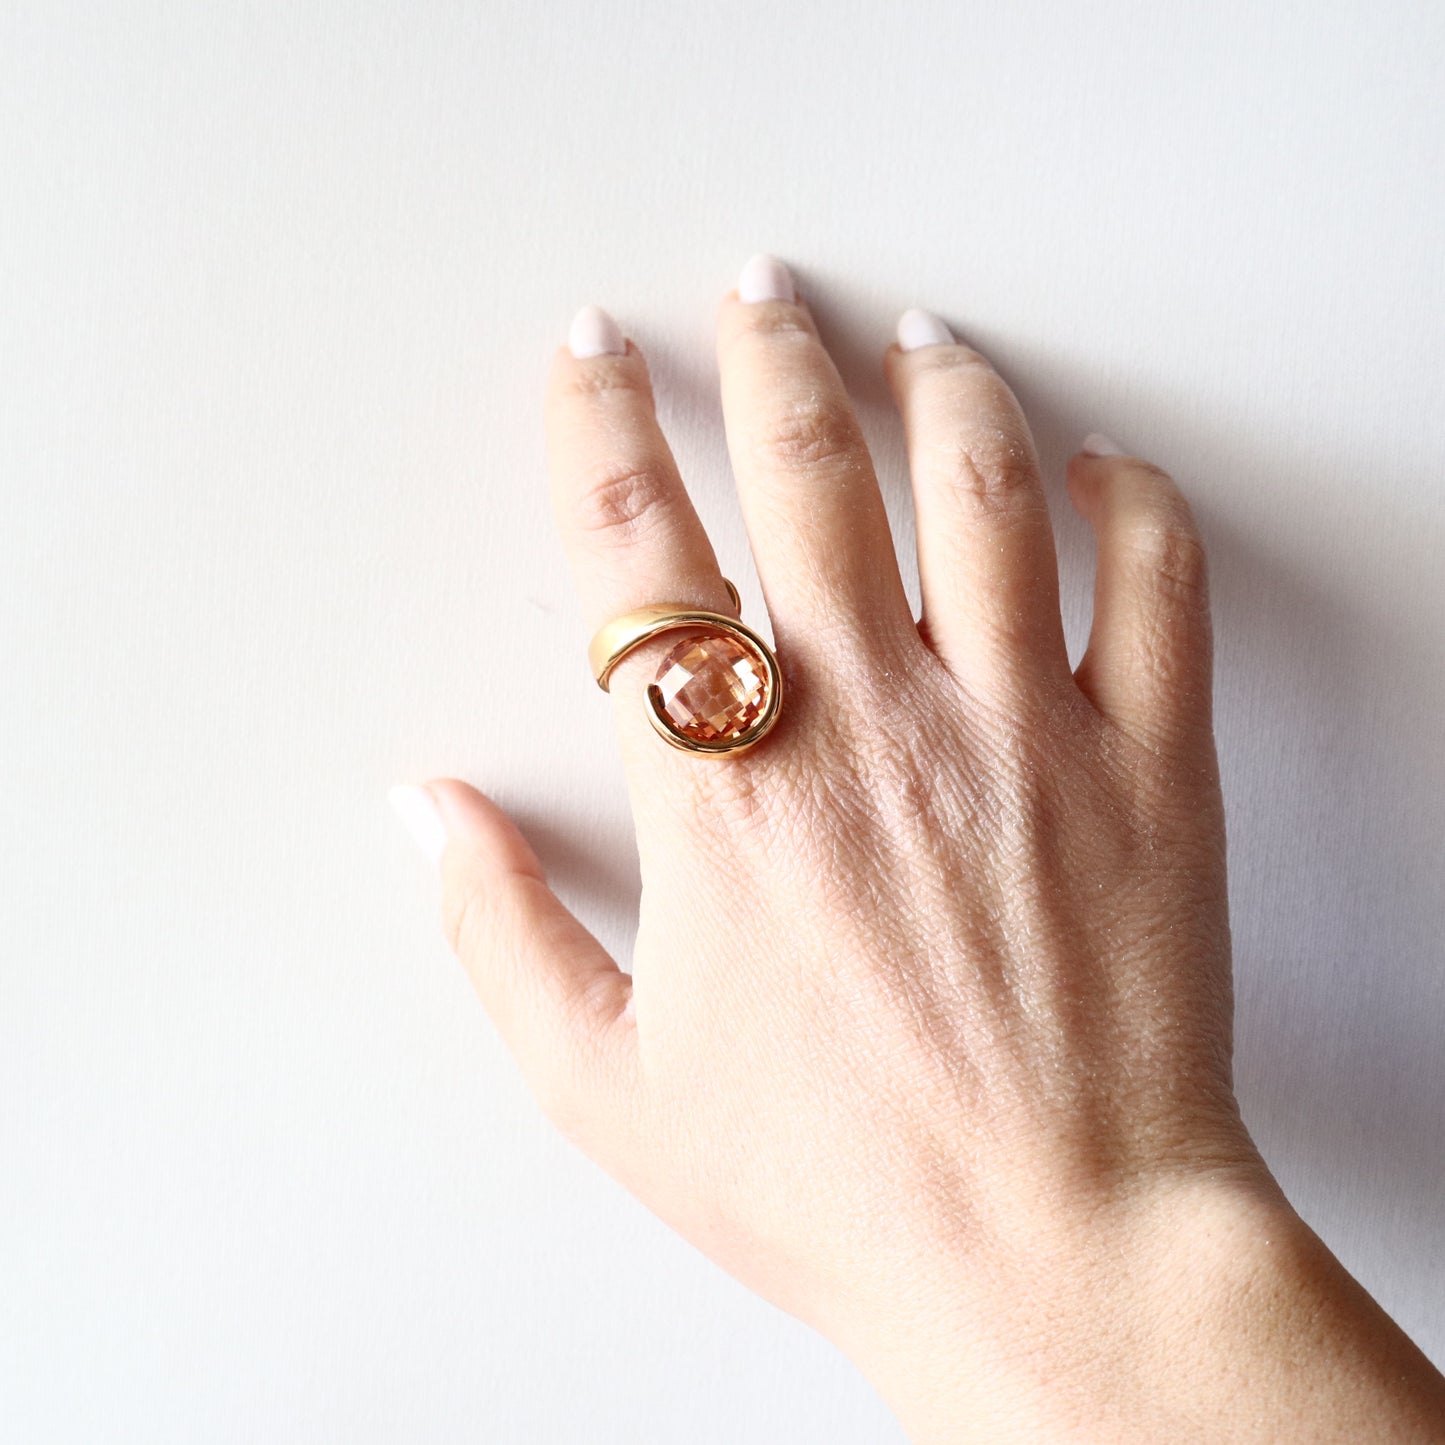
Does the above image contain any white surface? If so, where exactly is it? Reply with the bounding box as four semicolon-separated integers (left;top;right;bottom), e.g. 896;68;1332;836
3;2;1443;1439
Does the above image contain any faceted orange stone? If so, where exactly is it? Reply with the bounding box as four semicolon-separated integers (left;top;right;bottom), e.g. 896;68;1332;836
653;631;769;743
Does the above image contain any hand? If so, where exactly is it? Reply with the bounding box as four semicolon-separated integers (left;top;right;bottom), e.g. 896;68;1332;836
392;256;1445;1441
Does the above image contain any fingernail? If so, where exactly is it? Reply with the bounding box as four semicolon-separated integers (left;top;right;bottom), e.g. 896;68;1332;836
738;253;795;304
388;784;448;867
1081;431;1126;457
567;304;626;359
896;308;954;351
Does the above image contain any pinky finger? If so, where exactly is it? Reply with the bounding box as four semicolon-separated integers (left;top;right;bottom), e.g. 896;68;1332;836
389;780;636;1141
1066;435;1214;752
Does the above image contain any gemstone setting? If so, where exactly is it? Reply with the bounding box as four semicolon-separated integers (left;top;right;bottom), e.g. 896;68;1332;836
651;630;771;746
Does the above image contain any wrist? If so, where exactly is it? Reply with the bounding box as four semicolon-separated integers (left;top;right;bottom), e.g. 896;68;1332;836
839;1168;1445;1443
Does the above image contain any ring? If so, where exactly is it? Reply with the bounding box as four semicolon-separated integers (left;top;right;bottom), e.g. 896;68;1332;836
587;579;784;756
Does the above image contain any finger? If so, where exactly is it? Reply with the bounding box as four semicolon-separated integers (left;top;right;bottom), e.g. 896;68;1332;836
547;306;743;771
715;255;915;656
390;780;635;1140
546;305;733;634
1066;434;1213;750
884;310;1070;691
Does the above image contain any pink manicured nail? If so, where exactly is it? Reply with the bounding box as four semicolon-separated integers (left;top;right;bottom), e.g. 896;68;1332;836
388;784;448;867
1081;432;1126;457
897;308;954;351
738;253;795;304
567;304;626;359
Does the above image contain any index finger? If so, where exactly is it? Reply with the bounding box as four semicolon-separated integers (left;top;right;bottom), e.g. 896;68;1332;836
546;305;732;632
545;306;743;781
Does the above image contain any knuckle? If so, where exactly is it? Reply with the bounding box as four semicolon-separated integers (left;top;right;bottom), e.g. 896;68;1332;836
751;394;863;472
1128;509;1209;602
441;870;488;964
571;461;676;543
934;427;1043;515
527;1002;628;1147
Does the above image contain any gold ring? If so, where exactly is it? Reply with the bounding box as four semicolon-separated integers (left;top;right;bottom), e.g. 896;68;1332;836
587;579;783;756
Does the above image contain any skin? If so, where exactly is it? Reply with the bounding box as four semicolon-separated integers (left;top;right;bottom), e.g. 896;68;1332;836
408;267;1445;1441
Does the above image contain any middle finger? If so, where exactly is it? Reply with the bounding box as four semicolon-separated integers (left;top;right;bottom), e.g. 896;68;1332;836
716;256;916;663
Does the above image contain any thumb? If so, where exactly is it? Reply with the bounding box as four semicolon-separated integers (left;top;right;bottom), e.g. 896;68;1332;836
390;779;635;1139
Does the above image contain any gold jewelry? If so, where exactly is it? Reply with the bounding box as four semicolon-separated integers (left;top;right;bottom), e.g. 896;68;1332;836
588;579;783;756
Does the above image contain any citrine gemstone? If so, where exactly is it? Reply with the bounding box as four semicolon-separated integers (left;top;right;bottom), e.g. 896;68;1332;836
653;631;769;743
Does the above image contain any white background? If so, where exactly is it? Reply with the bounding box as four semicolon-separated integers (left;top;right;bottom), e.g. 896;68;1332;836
3;2;1443;1440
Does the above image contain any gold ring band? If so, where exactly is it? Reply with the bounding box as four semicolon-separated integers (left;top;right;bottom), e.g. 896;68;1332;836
587;579;783;756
